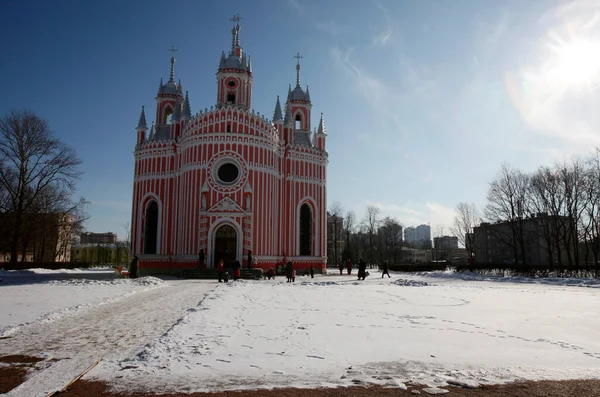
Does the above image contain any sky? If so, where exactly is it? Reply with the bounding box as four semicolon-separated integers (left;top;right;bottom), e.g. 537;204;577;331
2;0;600;239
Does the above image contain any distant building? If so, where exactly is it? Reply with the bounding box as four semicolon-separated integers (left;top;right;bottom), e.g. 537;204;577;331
327;213;344;265
400;247;432;264
434;236;458;250
80;232;117;245
404;224;431;249
473;214;574;265
0;212;73;263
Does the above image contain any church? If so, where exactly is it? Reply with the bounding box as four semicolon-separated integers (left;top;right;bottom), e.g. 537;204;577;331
130;16;328;275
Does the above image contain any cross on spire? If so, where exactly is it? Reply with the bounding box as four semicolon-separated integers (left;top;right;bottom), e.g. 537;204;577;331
168;46;178;82
229;14;243;54
294;53;303;88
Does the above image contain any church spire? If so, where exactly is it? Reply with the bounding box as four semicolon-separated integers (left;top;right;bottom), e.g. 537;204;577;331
137;106;147;130
294;53;303;88
284;102;293;126
183;91;192;119
273;96;283;121
168;46;178;82
317;112;326;135
230;14;242;56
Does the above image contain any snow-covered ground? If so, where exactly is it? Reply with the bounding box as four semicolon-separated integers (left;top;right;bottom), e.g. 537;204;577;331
2;269;600;396
87;271;600;394
0;267;165;336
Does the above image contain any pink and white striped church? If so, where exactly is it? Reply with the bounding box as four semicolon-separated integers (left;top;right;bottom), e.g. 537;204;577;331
130;16;328;275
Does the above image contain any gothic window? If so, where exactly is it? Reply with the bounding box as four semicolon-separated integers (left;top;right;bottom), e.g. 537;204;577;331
227;124;231;132
295;114;302;130
299;203;312;256
164;106;173;124
227;93;236;104
144;201;159;254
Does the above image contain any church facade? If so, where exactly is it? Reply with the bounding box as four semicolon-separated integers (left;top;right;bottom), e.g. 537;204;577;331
131;17;328;274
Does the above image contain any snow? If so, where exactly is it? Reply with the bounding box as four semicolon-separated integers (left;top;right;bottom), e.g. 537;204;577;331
417;270;600;288
2;269;600;395
88;271;600;394
0;267;165;337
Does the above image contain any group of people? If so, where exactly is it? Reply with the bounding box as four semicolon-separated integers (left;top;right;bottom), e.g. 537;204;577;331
337;258;391;280
284;261;315;282
217;259;243;283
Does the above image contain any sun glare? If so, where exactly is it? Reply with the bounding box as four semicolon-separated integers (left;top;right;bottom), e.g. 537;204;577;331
548;37;600;87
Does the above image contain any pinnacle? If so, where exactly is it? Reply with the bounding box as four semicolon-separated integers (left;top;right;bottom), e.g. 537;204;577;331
137;106;147;130
273;95;283;122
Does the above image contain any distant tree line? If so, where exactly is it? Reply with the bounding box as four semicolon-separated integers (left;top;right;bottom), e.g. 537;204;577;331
0;109;88;264
451;149;600;269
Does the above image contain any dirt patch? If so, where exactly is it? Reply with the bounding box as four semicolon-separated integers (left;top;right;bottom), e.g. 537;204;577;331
0;354;44;364
0;365;28;394
59;379;600;397
0;355;46;393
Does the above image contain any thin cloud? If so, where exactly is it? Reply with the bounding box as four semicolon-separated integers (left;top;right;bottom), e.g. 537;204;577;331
362;201;456;229
287;0;302;13
371;0;393;46
317;20;342;35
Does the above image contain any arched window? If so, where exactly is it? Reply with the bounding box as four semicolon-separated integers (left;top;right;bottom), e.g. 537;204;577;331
299;203;312;256
144;201;159;254
164;106;173;124
295;114;302;130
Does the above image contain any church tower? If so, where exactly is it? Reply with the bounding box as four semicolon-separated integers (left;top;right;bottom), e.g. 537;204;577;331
155;50;184;140
216;14;253;109
287;53;312;131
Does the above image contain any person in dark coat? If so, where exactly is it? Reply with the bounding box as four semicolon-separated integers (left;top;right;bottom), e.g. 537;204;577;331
338;261;344;275
309;265;314;279
285;261;294;283
198;250;205;269
247;251;253;269
357;258;367;281
381;260;391;278
217;259;225;282
129;255;139;279
346;259;353;275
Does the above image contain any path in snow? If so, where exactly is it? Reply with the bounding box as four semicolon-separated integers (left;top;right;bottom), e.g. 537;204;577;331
1;279;217;397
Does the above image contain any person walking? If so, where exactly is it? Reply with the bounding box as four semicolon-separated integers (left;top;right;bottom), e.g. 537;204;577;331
381;260;391;278
357;258;367;281
346;259;353;275
338;261;344;275
217;259;225;283
309;265;314;279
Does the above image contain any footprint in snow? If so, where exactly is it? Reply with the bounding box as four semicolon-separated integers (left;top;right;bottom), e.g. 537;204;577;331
306;355;325;360
216;359;231;363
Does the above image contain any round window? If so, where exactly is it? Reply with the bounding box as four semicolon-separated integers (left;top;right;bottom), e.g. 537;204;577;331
228;80;236;87
217;163;239;184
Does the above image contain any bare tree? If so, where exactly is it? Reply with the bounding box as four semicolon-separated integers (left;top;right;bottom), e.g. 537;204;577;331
328;201;344;266
363;205;380;266
485;163;530;265
450;203;480;259
0;110;82;264
342;210;356;261
378;217;403;264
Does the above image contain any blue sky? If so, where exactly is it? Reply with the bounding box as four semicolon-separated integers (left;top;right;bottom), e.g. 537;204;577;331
2;0;600;239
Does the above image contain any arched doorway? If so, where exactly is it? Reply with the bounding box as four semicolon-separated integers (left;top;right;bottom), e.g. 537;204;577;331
214;224;237;267
144;201;158;254
299;203;312;256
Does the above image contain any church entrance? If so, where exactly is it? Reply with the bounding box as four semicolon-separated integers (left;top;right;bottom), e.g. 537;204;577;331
213;224;237;267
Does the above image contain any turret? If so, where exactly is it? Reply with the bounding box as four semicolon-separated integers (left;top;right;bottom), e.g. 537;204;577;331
216;14;253;109
136;106;147;145
283;101;293;145
316;112;327;151
288;53;312;131
155;48;184;135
